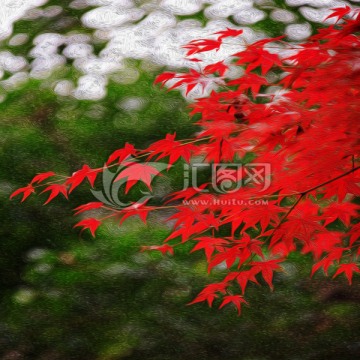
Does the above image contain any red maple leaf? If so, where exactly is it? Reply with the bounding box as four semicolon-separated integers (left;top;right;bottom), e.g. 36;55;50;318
10;184;35;202
203;61;229;76
183;39;222;56
236;269;260;294
30;171;56;184
302;232;343;260
219;295;248;315
66;165;102;193
214;28;243;41
154;72;177;88
321;202;359;226
227;73;268;96
188;282;227;307
250;259;284;290
234;38;283;75
311;248;346;276
349;223;360;246
74;218;101;237
41;184;68;205
166;69;205;95
119;200;152;225
324;6;352;23
114;163;161;194
106;143;136;165
73;202;104;215
191;236;229;261
333;263;360;285
144;133;196;167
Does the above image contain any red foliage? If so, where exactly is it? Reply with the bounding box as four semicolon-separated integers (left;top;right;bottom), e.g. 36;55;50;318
10;7;360;315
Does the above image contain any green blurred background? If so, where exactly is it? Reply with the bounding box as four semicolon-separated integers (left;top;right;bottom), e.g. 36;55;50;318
1;1;360;359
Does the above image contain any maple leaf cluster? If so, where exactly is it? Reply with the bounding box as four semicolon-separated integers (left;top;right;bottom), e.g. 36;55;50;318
11;8;360;315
